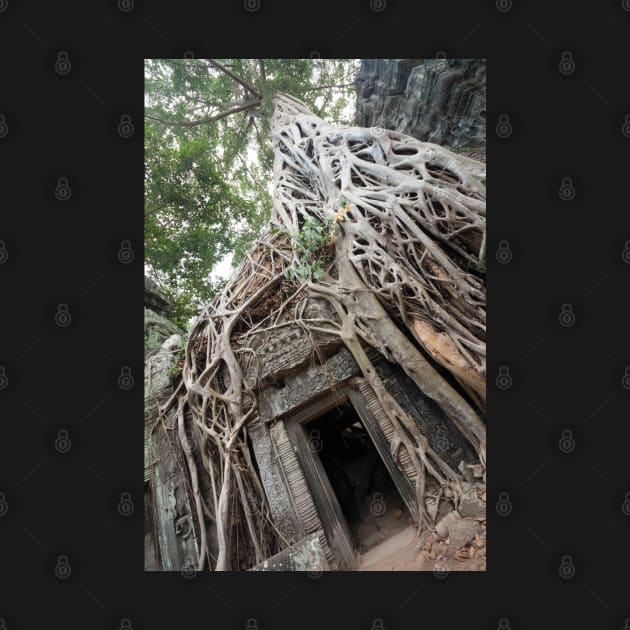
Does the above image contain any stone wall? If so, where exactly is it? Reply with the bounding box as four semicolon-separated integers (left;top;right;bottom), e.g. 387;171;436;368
355;59;486;149
143;277;200;571
246;306;480;569
144;277;183;416
234;296;342;387
144;276;171;318
375;358;477;472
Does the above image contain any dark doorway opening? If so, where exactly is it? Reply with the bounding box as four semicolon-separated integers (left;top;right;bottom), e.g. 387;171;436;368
305;403;412;554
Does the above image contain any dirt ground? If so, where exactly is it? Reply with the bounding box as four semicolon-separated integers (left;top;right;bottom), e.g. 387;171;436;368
350;485;413;555
358;482;487;571
358;519;486;571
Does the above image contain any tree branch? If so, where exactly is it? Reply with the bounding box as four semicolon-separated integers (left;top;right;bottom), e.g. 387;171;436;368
145;99;260;128
206;59;262;98
145;203;170;218
301;82;355;93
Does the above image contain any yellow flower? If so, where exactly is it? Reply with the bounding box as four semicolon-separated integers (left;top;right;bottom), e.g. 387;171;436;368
332;210;345;224
333;204;351;224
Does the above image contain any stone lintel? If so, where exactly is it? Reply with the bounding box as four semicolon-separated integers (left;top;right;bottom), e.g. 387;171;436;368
258;346;359;422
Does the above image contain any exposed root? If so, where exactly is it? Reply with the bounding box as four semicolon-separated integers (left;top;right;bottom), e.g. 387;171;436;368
172;94;486;570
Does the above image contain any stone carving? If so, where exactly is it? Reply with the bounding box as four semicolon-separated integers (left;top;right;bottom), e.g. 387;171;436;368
144;276;171;317
144;309;181;360
375;358;477;471
235;297;341;387
143;277;198;571
259;347;359;421
247;419;304;543
250;531;329;571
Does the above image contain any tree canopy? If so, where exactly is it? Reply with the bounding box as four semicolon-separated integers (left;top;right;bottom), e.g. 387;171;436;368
144;59;359;327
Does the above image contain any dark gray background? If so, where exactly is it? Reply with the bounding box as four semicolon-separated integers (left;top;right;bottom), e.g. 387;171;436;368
1;0;629;628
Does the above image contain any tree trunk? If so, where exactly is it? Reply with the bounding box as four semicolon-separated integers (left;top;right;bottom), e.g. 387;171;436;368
172;93;486;570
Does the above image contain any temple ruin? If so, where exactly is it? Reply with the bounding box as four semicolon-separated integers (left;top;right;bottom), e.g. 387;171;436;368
145;94;486;571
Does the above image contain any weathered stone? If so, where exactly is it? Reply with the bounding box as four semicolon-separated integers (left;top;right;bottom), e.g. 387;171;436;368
143;278;199;571
447;517;480;549
355;59;486;149
375;358;477;471
144;281;183;413
458;488;486;519
435;509;460;538
235;297;341;387
250;531;329;571
247;419;303;542
434;509;479;549
146;333;181;393
144;308;182;358
144;333;182;420
146;416;200;571
144;276;171;316
259;346;359;421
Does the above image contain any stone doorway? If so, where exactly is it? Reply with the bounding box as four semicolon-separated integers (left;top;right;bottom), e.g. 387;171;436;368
285;391;417;570
304;404;413;556
252;344;479;570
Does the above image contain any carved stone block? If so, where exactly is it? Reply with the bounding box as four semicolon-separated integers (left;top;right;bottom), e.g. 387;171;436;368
259;347;359;421
249;531;329;571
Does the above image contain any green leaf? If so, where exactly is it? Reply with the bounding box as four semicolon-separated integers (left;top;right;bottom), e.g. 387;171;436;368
144;58;360;319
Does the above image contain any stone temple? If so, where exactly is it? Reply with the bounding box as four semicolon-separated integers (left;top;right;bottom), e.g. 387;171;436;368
144;278;481;571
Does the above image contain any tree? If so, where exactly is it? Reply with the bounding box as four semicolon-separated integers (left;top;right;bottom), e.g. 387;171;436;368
167;95;486;571
144;59;358;326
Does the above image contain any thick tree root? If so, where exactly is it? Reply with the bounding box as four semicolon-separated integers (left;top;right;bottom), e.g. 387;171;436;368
169;94;486;570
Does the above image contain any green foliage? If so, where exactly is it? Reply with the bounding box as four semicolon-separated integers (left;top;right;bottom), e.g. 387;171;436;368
145;58;358;324
283;214;336;281
169;337;186;381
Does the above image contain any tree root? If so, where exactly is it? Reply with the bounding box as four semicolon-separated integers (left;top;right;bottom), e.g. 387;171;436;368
168;94;486;570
